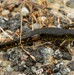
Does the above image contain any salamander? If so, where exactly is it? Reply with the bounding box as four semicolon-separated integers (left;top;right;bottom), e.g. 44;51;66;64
0;28;74;50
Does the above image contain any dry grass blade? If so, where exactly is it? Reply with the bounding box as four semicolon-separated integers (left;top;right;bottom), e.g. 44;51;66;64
60;39;67;46
21;45;36;61
0;27;13;40
20;8;23;44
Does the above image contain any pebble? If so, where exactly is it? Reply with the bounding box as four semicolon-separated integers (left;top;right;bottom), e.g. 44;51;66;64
36;63;42;68
0;17;7;29
31;66;43;75
52;62;64;73
66;0;74;8
21;7;29;16
71;18;74;22
7;19;20;31
19;73;26;75
1;60;11;67
60;66;70;75
31;66;36;73
2;10;10;16
0;17;5;23
3;47;27;72
53;72;61;75
38;16;47;23
54;49;63;59
53;66;60;73
32;23;40;30
39;47;54;64
21;55;28;61
56;62;64;68
5;65;13;73
67;61;74;71
62;52;72;60
11;12;20;19
40;16;47;21
35;68;43;75
67;12;74;19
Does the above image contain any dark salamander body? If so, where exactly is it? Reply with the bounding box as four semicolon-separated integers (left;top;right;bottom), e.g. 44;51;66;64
0;28;74;50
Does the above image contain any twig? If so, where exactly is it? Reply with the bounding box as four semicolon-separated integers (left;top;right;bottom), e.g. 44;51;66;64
20;9;23;44
21;45;36;61
60;39;67;46
0;27;13;40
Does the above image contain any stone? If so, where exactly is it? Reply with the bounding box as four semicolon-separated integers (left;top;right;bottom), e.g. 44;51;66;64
39;47;54;64
21;7;29;16
5;65;13;72
2;60;11;67
32;23;40;30
66;0;74;8
67;61;74;71
54;49;63;60
60;67;70;75
2;10;10;16
53;72;61;75
67;12;74;19
62;52;72;60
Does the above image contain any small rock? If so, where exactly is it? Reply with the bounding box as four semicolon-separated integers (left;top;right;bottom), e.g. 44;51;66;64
66;0;74;8
53;67;60;73
35;68;43;75
32;23;40;30
60;66;70;75
36;63;42;68
0;17;7;29
72;18;74;22
11;12;20;18
5;65;13;73
2;10;10;16
21;55;28;61
2;60;11;67
67;61;74;71
56;62;64;68
0;17;5;23
53;72;61;75
40;16;47;21
52;62;64;73
67;12;74;19
19;74;26;75
18;63;26;72
39;47;54;64
62;52;72;60
31;66;36;73
38;16;47;23
7;19;20;31
21;7;29;16
54;49;63;59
